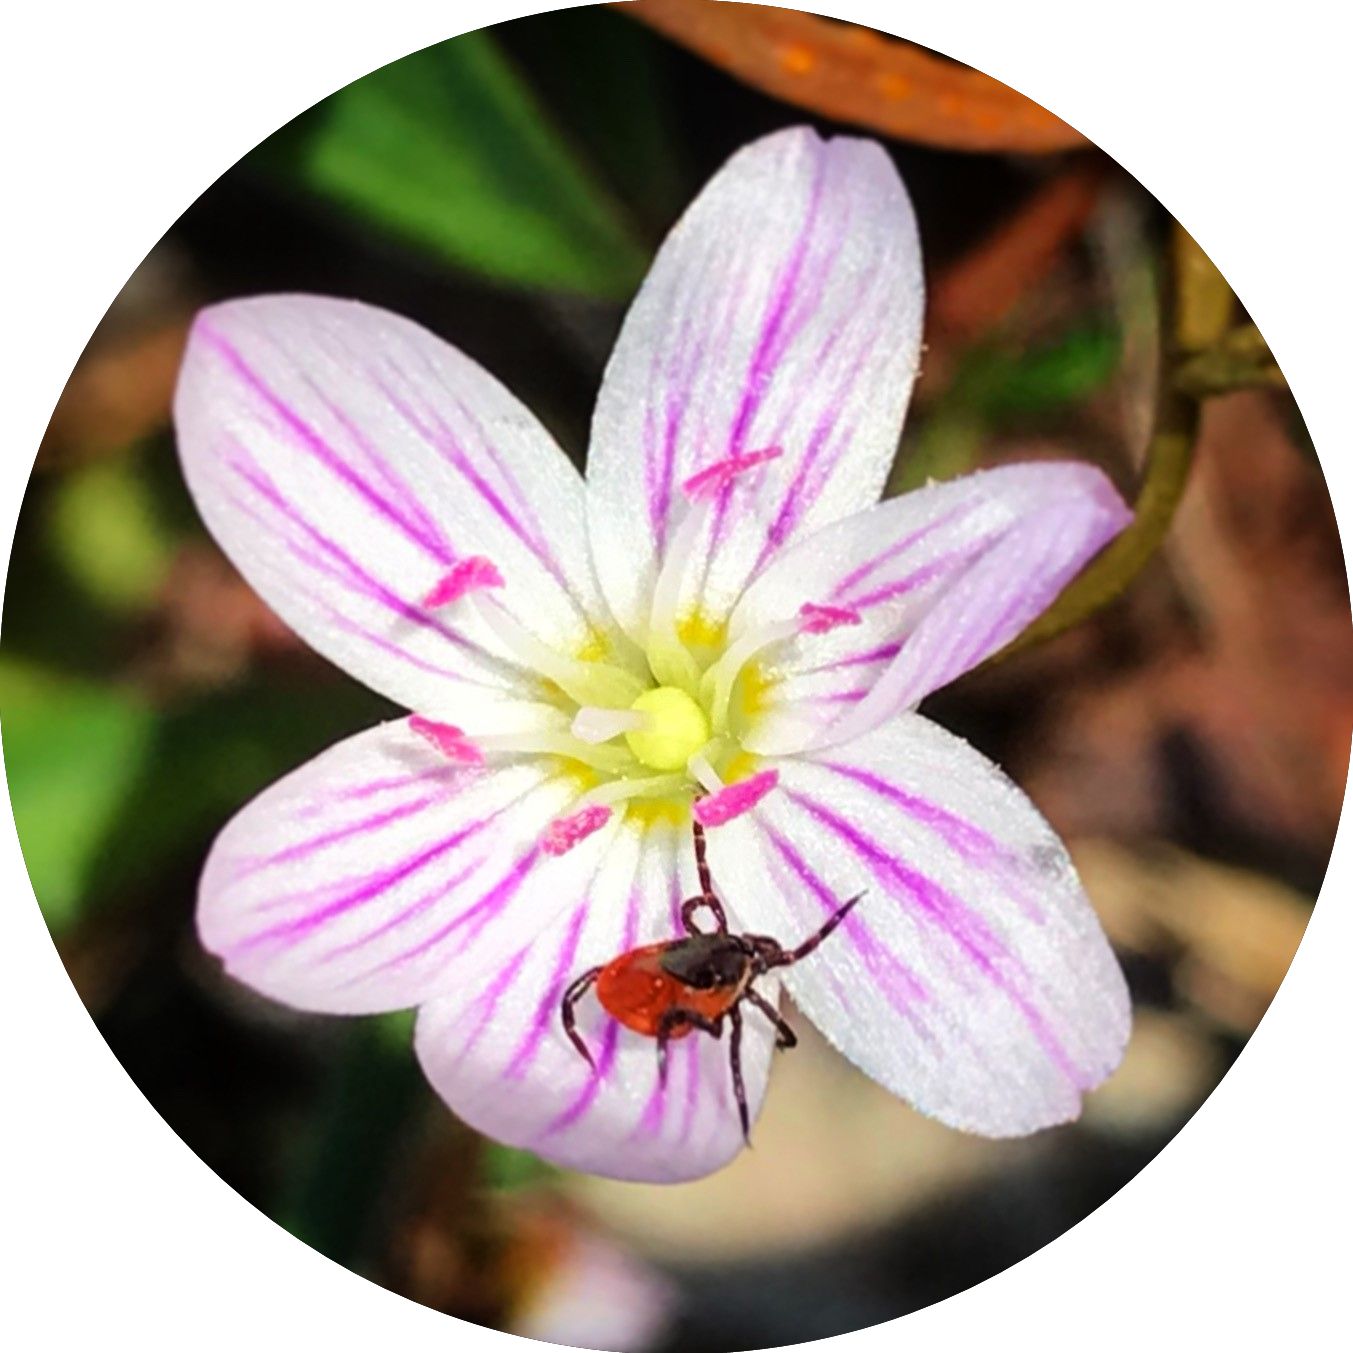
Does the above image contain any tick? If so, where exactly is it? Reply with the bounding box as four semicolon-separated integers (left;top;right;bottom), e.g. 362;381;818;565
559;816;861;1140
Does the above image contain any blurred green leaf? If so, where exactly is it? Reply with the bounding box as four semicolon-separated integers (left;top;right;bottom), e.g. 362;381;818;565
954;326;1121;419
0;659;154;932
270;32;649;296
280;1016;424;1267
481;1141;559;1191
48;455;174;612
503;6;685;227
893;326;1121;493
94;678;390;902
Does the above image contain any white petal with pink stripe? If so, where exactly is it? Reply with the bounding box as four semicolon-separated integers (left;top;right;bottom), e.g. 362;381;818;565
197;719;617;1015
718;462;1132;753
175;294;630;723
705;714;1131;1135
586;126;925;640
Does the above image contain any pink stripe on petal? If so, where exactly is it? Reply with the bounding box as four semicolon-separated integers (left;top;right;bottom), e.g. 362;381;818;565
412;822;777;1182
197;325;455;564
503;905;589;1080
730;463;1132;756
197;723;579;1016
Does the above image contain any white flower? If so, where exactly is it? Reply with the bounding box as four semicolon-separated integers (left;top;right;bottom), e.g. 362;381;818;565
175;127;1132;1183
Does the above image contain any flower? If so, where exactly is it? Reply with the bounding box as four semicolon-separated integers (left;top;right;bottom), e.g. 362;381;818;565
175;127;1132;1184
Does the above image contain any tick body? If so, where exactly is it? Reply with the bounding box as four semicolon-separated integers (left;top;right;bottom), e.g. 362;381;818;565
560;817;861;1141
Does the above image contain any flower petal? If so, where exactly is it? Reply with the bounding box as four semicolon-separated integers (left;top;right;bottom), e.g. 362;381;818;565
586;126;924;636
705;715;1130;1136
728;462;1130;752
415;814;777;1182
174;295;612;719
197;718;617;1015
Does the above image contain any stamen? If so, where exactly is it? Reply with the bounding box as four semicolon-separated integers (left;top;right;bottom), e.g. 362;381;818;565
798;601;862;634
693;770;780;827
703;600;864;734
408;716;485;765
571;706;650;745
421;555;504;608
466;596;647;709
410;715;634;774
541;804;613;857
475;730;634;775
421;555;647;708
681;447;784;502
579;772;689;810
647;448;784;692
687;742;728;795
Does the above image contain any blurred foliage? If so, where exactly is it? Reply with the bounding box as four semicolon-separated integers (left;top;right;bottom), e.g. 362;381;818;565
262;31;649;296
49;456;174;612
896;325;1121;491
94;680;388;905
0;659;154;932
483;1142;563;1192
280;1014;424;1268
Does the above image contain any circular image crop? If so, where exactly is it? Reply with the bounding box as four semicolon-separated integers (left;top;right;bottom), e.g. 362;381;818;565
4;4;1346;1349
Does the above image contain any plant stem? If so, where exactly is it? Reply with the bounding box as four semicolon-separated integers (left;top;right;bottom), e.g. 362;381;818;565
994;225;1241;661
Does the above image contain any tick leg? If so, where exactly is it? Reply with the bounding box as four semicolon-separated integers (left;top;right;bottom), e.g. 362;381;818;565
655;1007;722;1086
681;892;729;936
777;892;866;966
729;1003;750;1143
745;986;797;1050
692;818;715;897
560;966;602;1070
681;822;730;936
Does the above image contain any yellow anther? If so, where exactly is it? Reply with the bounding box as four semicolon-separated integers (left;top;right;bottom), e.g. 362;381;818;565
624;687;711;772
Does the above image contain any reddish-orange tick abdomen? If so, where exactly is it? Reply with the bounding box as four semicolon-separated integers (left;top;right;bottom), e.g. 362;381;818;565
595;942;744;1035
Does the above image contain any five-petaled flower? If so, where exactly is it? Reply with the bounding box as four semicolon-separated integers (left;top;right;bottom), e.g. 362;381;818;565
176;127;1132;1183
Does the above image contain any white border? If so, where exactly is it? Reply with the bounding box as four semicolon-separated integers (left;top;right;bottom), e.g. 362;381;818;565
2;2;1348;1349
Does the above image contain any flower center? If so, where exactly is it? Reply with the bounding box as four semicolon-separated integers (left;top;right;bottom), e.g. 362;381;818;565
623;686;711;771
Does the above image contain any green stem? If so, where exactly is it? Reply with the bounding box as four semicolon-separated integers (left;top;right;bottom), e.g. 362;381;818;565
997;383;1198;659
1173;324;1285;398
991;224;1242;662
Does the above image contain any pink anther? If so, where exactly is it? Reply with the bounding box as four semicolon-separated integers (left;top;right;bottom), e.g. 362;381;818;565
681;447;784;502
541;804;613;857
692;770;780;827
798;602;863;635
408;715;485;765
421;555;504;608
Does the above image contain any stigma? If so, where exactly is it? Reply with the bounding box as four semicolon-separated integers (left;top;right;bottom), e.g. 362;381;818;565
623;687;711;771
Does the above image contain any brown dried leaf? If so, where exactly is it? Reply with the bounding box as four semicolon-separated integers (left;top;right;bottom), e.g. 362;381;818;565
1019;391;1352;851
38;318;191;469
1074;838;1312;1034
621;0;1086;153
